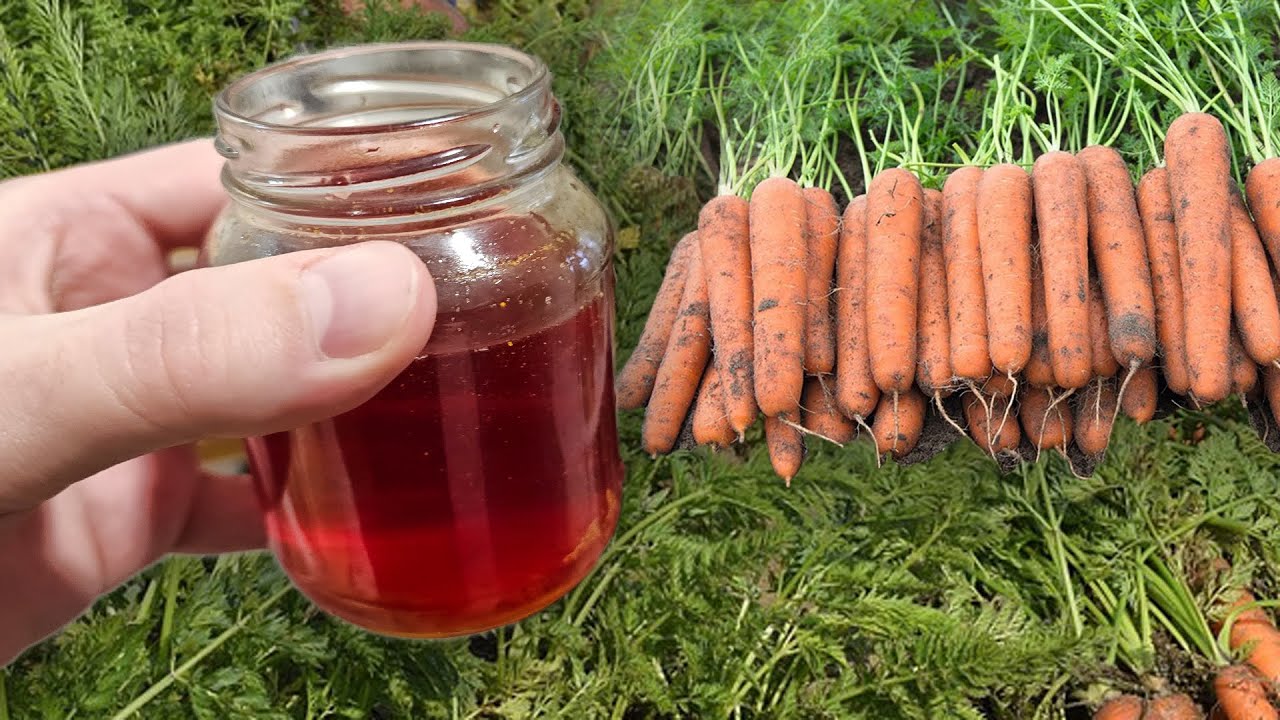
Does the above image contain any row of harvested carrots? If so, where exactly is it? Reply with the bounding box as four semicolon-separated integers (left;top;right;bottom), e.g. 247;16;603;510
615;111;1280;481
1096;584;1280;720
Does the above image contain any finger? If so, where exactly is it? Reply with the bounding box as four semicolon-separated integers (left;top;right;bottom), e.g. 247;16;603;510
173;472;265;554
0;240;436;513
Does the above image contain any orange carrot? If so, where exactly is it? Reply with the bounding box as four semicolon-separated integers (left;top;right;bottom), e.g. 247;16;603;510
801;376;855;444
1019;385;1073;449
1229;189;1280;365
917;188;952;395
692;364;735;448
1224;590;1280;684
617;232;697;409
1121;365;1159;424
977;163;1034;375
835;195;882;418
942;166;992;380
803;187;840;374
1094;694;1145;720
865;168;924;393
750;177;808;418
1231;328;1259;396
964;386;1021;454
1266;365;1280;427
699;194;756;435
1026;248;1056;388
1090;272;1120;377
1033;150;1093;389
764;414;804;485
1075;379;1118;456
1079;145;1158;368
1214;665;1278;720
1166;112;1233;403
871;386;927;458
1137;167;1192;395
642;243;712;455
1246;157;1280;269
1145;693;1202;720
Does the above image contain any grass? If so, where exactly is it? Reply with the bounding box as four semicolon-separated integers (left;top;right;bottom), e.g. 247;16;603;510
4;0;1280;717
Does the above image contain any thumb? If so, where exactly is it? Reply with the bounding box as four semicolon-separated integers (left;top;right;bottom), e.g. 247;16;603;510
0;241;436;512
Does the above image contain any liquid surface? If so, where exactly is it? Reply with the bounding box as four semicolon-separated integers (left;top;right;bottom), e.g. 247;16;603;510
247;292;622;637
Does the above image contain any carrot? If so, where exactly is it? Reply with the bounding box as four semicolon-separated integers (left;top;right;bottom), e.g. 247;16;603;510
983;371;1018;400
1266;365;1280;427
1137;167;1192;395
1079;144;1158;368
1090;272;1120;377
803;187;840;375
1120;365;1159;424
801;376;856;445
1094;694;1145;720
764;414;804;485
1075;379;1118;456
1145;693;1203;720
699;194;756;435
692;364;735;448
865;168;924;393
1231;328;1259;396
1026;248;1056;388
1214;665;1278;720
1226;590;1280;684
977;163;1034;375
943;166;992;380
750;177;808;418
1166;112;1233;403
642;242;712;455
835;195;882;418
917;188;952;395
1229;189;1280;365
1019;385;1073;450
1246;157;1280;269
1032;150;1093;389
616;232;697;409
871;386;927;458
964;386;1021;454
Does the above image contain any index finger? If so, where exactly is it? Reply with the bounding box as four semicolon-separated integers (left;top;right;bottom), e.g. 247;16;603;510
28;138;227;249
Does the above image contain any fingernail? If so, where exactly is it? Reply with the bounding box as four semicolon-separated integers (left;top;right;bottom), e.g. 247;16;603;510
300;243;418;359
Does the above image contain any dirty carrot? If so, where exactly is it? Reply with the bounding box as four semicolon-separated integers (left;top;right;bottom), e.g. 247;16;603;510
1121;365;1159;424
942;166;992;380
642;242;712;455
1246;156;1280;269
871;386;927;458
1229;189;1280;365
1137;167;1192;395
1026;247;1056;388
1166;112;1233;403
917;188;952;395
977;163;1034;375
801;376;855;444
692;363;735;448
1032;150;1093;389
1020;385;1073;449
1093;694;1144;720
764;414;804;485
865;168;924;393
803;186;840;374
835;195;882;419
699;194;756;435
750;176;808;418
1079;144;1158;368
1075;379;1118;456
1225;590;1280;684
617;232;697;409
1214;665;1278;720
964;386;1021;454
1267;365;1280;427
1144;693;1202;720
1090;272;1120;377
1230;328;1259;396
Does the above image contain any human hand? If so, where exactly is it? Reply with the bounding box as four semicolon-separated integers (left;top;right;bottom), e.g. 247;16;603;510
0;140;437;665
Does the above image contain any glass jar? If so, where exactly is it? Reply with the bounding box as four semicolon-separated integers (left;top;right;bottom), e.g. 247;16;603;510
205;41;623;638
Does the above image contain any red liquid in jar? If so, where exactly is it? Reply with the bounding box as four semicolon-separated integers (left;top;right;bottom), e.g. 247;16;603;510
246;291;623;638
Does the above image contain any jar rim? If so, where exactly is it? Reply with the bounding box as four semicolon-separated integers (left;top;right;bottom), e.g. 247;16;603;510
214;40;550;137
